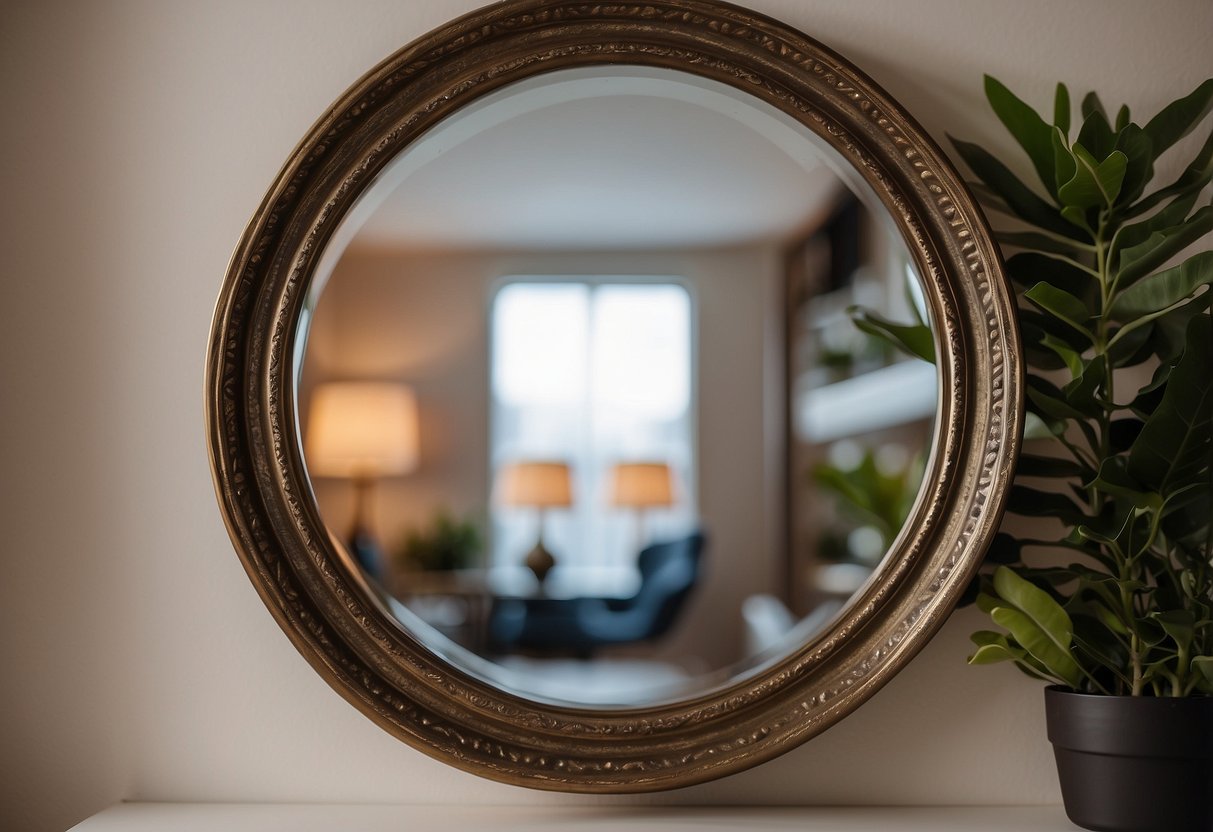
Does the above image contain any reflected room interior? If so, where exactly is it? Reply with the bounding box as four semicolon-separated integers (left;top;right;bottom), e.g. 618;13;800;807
295;67;938;708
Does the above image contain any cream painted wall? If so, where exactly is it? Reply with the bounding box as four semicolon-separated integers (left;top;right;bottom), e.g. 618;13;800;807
1;2;1209;831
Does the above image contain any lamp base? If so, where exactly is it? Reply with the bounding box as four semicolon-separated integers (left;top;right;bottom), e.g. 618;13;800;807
524;541;556;585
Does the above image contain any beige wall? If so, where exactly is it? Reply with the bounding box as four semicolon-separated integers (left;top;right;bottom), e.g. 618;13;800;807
1;2;1209;831
305;243;785;669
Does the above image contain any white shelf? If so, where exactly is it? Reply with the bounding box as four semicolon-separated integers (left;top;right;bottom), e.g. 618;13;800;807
797;360;937;442
74;803;1077;831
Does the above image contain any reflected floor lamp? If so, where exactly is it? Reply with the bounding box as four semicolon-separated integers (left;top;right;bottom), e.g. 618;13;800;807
496;461;572;586
610;461;675;552
306;381;419;581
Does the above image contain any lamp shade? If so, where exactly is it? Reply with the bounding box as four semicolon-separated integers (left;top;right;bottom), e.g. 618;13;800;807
609;462;674;508
496;461;573;508
305;382;420;478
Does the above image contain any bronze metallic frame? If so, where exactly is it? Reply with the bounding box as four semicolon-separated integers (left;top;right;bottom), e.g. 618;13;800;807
207;0;1021;792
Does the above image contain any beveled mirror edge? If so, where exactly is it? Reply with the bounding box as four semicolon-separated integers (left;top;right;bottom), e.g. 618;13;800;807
206;0;1022;791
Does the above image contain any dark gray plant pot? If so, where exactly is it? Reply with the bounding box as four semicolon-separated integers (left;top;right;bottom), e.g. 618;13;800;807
1045;687;1213;832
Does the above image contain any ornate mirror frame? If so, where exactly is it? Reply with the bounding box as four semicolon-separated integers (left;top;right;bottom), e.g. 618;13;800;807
207;0;1021;792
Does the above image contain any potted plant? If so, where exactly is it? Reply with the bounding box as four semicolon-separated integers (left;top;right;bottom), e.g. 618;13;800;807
396;508;483;573
856;75;1213;832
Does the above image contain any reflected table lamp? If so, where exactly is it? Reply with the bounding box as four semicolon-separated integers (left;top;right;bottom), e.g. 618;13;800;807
610;461;675;551
305;382;419;581
496;461;572;585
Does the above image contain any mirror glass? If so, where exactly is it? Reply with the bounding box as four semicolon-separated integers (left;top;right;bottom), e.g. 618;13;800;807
296;67;938;708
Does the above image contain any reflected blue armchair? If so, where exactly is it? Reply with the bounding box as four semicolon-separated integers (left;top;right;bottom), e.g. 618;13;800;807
488;532;705;655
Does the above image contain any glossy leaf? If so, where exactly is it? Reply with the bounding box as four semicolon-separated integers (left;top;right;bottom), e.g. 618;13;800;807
1193;656;1213;688
1024;282;1093;340
1058;145;1127;209
1143;78;1213;159
1022;411;1062;441
1054;83;1071;135
1110;250;1213;320
1062;357;1105;414
1112;123;1155;207
990;567;1083;689
1154;610;1196;654
1114;104;1131;133
949;136;1083;238
1128;127;1213;218
985;75;1060;197
1005;252;1093;298
1077;105;1116;161
1113;191;1200;263
1128;314;1213;495
996;231;1091;260
1091;457;1161;511
1115;205;1213;289
847;307;935;363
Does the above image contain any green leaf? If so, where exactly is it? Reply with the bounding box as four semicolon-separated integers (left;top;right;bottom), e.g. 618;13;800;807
1058;145;1127;209
1062;356;1106;414
1081;91;1108;123
1146;291;1213;362
1160;482;1210;549
985;75;1061;197
1054;83;1071;136
1114;104;1131;133
1113;124;1155;208
1143;78;1213;159
1050;127;1079;207
1128;314;1213;495
1114;191;1201;265
1024;282;1094;340
1154;610;1196;654
1037;333;1083;376
996;231;1092;260
1110;250;1213;320
969;642;1024;666
1193;656;1213;688
1128;127;1213;218
990;567;1083;689
1115;205;1213;289
1092;603;1130;637
949;136;1085;239
1071;613;1131;684
848;307;935;363
1027;378;1095;423
1077;104;1116;160
1022;411;1062;441
1006;252;1094;298
1090;457;1162;511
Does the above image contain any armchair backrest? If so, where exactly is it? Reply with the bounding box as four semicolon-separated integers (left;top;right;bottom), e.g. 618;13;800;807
631;531;704;640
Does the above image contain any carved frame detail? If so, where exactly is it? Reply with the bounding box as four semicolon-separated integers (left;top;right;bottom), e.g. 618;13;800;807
206;0;1021;792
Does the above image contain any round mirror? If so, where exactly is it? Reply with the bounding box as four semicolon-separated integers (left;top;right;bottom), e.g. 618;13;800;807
208;0;1020;791
298;66;940;708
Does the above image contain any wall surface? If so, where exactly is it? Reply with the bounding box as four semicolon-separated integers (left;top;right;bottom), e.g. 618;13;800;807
1;2;1209;831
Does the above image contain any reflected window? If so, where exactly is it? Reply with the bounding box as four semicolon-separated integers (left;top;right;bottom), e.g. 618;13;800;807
490;281;694;578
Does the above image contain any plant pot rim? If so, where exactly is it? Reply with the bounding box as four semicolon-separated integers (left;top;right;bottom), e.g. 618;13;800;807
1045;685;1213;760
1045;684;1213;701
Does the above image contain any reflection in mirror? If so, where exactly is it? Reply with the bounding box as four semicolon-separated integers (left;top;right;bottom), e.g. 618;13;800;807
296;67;938;708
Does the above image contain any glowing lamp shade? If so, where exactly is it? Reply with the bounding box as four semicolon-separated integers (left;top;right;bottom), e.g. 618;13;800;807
496;461;573;508
609;462;674;508
306;382;420;478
